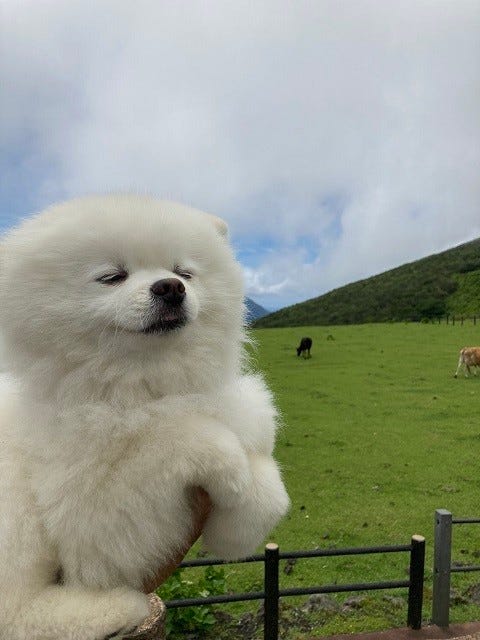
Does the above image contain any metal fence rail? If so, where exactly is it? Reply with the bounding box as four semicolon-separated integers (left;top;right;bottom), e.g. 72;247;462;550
432;509;480;627
164;535;426;640
430;316;480;325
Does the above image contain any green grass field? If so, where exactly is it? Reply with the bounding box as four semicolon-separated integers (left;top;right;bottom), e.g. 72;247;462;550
166;322;480;637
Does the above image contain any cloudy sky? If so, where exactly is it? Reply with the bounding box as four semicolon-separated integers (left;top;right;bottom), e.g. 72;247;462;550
1;1;479;310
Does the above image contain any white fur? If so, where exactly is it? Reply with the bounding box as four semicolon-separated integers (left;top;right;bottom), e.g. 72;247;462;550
0;196;289;640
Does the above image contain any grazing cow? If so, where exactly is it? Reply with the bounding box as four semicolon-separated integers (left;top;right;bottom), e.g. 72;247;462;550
454;347;480;378
297;337;312;359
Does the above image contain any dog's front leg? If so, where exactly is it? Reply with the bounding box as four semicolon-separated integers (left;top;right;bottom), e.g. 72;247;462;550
182;420;252;509
201;453;289;560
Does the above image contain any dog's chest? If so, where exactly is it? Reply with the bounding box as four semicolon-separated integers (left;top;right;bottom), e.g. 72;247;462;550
28;429;191;588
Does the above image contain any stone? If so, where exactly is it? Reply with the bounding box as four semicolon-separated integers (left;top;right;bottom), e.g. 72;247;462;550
342;595;367;611
302;594;340;613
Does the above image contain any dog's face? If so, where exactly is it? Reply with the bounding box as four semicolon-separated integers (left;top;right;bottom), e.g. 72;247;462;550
0;196;245;372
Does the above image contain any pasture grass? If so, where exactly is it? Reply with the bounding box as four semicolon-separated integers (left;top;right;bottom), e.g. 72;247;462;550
186;322;480;636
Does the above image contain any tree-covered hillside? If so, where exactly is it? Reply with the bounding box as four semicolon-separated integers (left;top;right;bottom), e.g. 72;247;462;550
253;238;480;328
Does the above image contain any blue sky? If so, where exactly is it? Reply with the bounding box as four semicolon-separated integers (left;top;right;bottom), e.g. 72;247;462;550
2;1;480;311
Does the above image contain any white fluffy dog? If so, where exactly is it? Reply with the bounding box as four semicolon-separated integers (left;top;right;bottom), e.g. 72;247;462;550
0;196;289;640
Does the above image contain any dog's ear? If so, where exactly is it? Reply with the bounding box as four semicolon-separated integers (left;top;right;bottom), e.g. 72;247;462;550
208;214;229;238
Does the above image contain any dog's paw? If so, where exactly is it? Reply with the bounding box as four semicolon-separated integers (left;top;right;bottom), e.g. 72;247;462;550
203;456;289;559
93;589;150;640
202;506;259;559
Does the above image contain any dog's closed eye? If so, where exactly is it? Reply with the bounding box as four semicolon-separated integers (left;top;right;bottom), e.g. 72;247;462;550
96;270;129;285
173;266;193;280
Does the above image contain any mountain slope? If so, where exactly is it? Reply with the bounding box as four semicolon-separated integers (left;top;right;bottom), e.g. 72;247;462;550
245;297;270;323
253;238;480;328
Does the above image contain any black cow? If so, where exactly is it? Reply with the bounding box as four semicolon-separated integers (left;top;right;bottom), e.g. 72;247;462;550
296;337;312;358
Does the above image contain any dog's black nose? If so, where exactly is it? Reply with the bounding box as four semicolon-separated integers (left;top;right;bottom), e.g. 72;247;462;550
150;278;186;305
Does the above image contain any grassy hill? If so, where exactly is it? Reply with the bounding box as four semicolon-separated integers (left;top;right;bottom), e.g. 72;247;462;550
253;238;480;328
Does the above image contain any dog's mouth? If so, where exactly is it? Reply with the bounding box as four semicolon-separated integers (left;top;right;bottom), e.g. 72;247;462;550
141;313;188;334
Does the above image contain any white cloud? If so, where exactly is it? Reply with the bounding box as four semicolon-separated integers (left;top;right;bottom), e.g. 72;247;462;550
1;0;480;309
243;267;292;297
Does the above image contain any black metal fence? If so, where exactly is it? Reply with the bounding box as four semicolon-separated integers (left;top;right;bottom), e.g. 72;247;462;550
164;535;426;640
432;509;480;627
430;315;480;325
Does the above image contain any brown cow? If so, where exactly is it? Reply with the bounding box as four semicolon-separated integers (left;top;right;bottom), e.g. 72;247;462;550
454;347;480;378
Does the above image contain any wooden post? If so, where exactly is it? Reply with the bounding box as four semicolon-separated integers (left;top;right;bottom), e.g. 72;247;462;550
264;543;280;640
407;535;425;629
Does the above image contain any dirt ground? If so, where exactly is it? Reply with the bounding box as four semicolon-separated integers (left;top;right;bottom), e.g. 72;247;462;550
322;621;480;640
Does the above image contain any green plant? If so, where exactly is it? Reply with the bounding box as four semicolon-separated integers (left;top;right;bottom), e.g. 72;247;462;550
157;565;227;637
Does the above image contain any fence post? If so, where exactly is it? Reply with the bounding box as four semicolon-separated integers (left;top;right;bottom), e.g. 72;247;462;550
432;509;452;627
407;535;425;629
264;543;279;640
